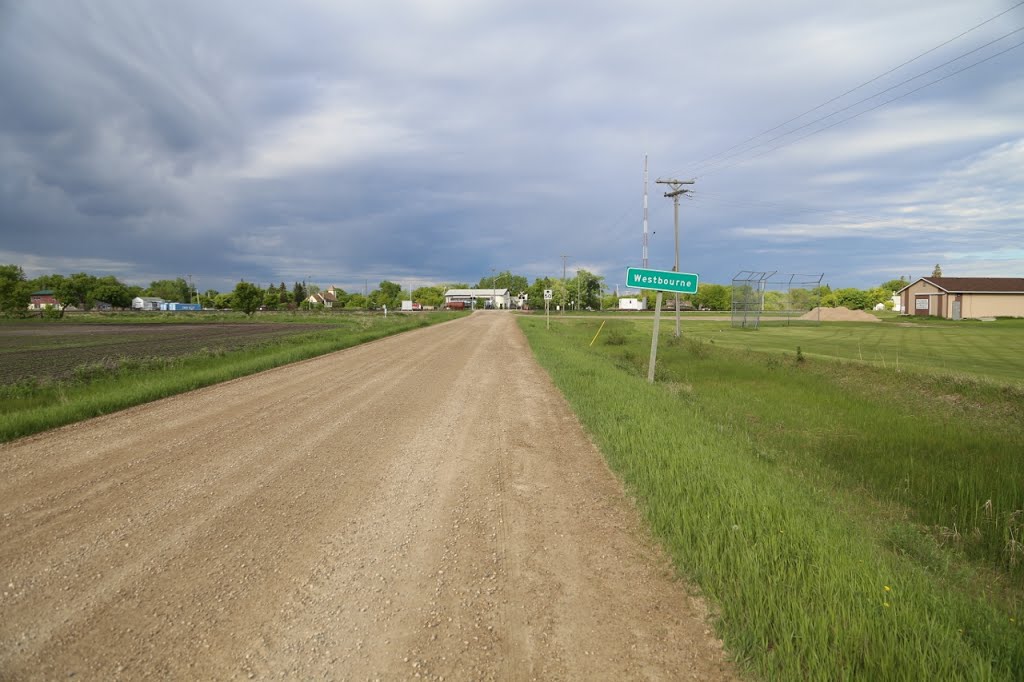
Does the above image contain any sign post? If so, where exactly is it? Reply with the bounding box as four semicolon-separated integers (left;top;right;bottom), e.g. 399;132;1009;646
543;289;553;329
648;292;663;383
626;268;699;383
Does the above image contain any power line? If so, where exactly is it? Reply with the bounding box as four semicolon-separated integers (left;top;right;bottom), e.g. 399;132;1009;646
702;37;1024;177
690;25;1024;177
669;2;1024;178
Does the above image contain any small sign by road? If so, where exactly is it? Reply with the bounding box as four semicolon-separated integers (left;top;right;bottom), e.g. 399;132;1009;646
543;289;553;300
626;267;699;294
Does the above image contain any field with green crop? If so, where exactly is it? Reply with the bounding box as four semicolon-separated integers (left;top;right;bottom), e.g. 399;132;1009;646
519;315;1023;680
0;311;463;442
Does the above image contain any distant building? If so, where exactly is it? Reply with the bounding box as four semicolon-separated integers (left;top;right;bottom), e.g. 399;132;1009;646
443;288;511;309
618;297;646;311
159;302;201;311
132;296;166;311
308;286;340;308
29;290;60;311
897;277;1024;319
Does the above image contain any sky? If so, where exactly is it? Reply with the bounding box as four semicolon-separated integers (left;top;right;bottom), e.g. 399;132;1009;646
1;0;1022;294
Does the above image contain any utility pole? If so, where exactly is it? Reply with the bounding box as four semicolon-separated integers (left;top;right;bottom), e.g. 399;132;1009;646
642;155;649;268
560;255;569;314
655;177;695;337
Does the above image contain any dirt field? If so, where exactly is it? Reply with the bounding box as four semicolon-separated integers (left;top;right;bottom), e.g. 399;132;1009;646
0;322;336;385
0;312;735;680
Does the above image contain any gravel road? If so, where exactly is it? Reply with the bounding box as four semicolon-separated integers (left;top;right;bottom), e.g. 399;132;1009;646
0;312;735;680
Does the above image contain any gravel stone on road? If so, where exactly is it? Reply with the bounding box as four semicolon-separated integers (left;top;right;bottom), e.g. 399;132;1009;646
0;312;735;680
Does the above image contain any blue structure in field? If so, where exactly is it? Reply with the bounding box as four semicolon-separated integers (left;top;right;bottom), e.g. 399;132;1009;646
159;302;202;311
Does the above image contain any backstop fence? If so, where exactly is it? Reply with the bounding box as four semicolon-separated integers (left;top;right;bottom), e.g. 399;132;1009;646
731;271;824;329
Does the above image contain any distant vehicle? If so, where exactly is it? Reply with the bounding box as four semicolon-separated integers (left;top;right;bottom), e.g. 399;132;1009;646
446;301;466;310
401;301;423;311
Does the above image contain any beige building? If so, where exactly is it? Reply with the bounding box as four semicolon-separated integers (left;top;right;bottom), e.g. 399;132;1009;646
898;277;1024;319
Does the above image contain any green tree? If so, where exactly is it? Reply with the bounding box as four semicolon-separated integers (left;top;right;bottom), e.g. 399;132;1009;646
880;277;908;292
232;281;263;316
571;269;604;310
830;288;869;310
476;271;529;297
91;275;132;309
373;280;402;310
344;293;368;309
526;277;554;309
932;264;943;278
213;292;234;309
293;281;307;306
54;272;99;311
788;288;813;311
412;285;445;308
0;264;30;317
694;283;730;311
26;273;65;291
262;286;280;310
762;290;785;311
278;282;290;305
331;287;350;308
866;287;891;309
147;278;190;302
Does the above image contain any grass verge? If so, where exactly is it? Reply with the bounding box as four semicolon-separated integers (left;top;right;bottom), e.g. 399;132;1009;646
519;316;1023;680
0;312;463;443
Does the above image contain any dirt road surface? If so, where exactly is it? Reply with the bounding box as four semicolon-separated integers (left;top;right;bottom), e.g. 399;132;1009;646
1;313;735;680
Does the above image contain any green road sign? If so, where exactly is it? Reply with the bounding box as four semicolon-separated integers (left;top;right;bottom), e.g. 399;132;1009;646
626;267;699;294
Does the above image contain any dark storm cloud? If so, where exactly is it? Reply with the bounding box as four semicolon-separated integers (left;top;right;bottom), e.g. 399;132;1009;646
0;0;1022;292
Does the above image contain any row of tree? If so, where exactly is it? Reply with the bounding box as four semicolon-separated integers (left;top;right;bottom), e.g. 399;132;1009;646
0;264;912;318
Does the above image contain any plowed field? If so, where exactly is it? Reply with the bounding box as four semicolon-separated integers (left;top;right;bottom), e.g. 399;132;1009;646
0;322;331;385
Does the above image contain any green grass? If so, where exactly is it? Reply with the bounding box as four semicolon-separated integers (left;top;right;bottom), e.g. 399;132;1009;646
0;312;463;442
664;318;1024;385
519;316;1023;680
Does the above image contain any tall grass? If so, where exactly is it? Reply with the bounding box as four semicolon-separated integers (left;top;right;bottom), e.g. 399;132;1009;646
0;313;461;442
519;317;1023;680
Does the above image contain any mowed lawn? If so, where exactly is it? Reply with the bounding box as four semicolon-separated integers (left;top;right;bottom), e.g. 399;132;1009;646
671;318;1024;385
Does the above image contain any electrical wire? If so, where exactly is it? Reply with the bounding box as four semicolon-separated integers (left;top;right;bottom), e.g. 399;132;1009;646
666;2;1024;178
702;38;1024;177
689;26;1024;177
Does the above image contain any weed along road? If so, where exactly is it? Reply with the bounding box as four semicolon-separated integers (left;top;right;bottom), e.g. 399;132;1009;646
0;312;735;680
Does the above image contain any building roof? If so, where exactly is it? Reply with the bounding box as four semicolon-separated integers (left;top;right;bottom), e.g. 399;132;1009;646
135;296;166;302
444;288;509;297
30;289;55;296
899;277;1024;294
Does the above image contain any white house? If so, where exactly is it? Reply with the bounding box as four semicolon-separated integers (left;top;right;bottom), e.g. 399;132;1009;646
618;297;646;311
443;288;511;309
132;296;165;311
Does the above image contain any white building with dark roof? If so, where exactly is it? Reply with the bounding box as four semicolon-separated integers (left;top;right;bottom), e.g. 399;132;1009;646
443;288;511;309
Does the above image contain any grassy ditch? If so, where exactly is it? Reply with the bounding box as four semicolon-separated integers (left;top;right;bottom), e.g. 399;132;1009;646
519;316;1023;680
0;312;463;443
